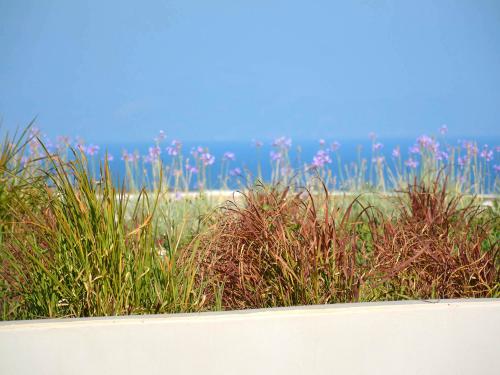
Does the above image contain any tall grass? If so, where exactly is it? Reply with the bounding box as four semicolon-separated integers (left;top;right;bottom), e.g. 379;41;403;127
1;125;498;320
195;182;370;309
194;177;498;310
365;175;499;300
1;133;216;319
16;126;500;195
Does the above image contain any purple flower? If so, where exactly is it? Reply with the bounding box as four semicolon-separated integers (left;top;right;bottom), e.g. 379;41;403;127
166;146;178;156
372;142;384;152
86;144;100;156
495;146;500;153
457;156;467;168
154;130;166;143
223;152;236;161
166;147;178;156
270;151;282;161
494;165;500;173
106;154;114;162
148;145;161;161
272;136;292;149
439;124;448;135
319;139;326;146
311;149;332;168
418;136;439;152
186;163;198;174
330;141;341;152
437;151;449;161
480;146;494;162
392;147;401;158
409;144;421;154
229;167;242;177
122;151;140;162
462;141;478;156
372;156;385;164
166;140;181;156
74;138;86;153
417;135;439;153
368;132;376;141
121;150;133;162
417;135;432;147
430;141;440;153
191;146;205;158
405;158;419;169
200;152;215;166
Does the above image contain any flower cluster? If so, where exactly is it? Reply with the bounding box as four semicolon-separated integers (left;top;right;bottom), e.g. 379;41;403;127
86;144;100;156
270;151;282;162
14;124;500;194
185;159;198;174
229;167;242;177
462;140;478;156
200;152;215;166
145;146;161;163
392;146;401;158
311;149;332;168
154;130;166;143
416;135;439;153
121;150;140;162
190;146;204;158
436;151;448;161
272;136;292;149
166;140;182;156
405;158;419;169
223;152;236;161
270;136;292;167
480;145;494;162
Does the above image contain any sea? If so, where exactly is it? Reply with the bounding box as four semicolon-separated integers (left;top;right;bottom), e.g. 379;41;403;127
100;136;500;191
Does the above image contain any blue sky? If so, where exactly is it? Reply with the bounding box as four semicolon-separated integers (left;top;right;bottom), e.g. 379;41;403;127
1;0;500;143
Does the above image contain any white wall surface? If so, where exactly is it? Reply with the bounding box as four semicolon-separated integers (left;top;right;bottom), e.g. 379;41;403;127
1;299;499;375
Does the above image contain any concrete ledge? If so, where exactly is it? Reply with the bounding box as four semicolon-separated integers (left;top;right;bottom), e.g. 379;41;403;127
1;299;499;375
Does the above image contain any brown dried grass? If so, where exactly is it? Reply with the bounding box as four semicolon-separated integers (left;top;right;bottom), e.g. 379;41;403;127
367;175;499;299
195;182;369;309
194;175;499;308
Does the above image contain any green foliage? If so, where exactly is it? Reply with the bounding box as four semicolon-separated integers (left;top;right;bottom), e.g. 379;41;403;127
0;125;498;320
1;141;216;319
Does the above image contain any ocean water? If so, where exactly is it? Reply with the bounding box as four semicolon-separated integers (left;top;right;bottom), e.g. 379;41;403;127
100;136;500;191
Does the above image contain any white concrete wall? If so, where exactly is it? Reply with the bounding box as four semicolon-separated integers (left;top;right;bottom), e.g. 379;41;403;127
1;299;499;375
